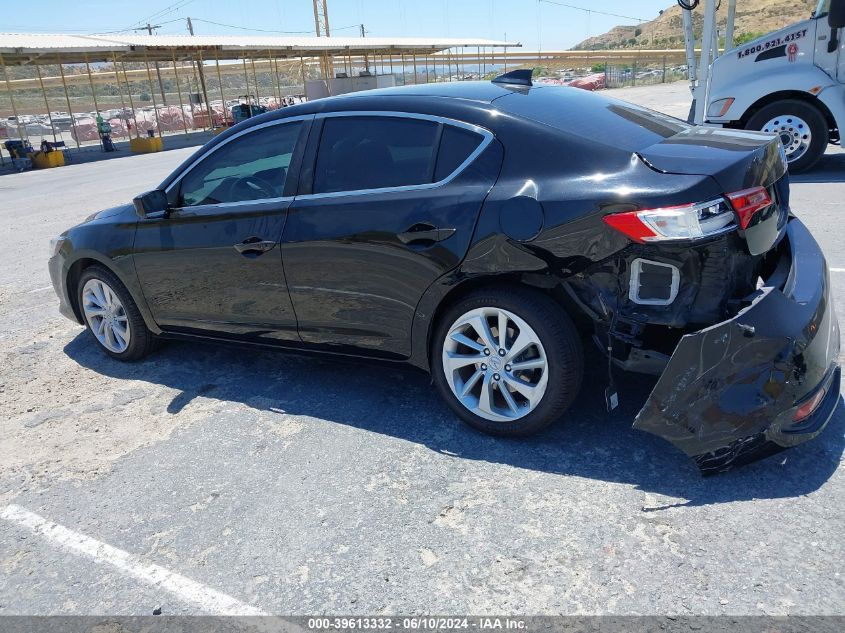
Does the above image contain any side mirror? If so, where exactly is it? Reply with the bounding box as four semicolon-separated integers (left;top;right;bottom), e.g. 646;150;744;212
830;0;845;29
133;189;169;218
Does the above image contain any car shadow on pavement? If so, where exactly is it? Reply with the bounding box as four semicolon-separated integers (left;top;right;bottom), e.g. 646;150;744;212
791;152;845;184
65;333;845;509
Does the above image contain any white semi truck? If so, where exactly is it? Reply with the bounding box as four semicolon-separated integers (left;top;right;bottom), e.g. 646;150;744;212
698;0;844;172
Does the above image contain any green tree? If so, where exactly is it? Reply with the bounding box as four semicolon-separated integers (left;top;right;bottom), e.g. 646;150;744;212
734;31;767;46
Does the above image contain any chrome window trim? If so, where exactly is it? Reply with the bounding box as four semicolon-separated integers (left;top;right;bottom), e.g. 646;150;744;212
297;110;495;201
168;195;296;215
164;114;313;209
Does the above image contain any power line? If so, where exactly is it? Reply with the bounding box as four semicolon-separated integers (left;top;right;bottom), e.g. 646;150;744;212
137;0;197;25
118;0;198;35
538;0;648;23
97;17;184;35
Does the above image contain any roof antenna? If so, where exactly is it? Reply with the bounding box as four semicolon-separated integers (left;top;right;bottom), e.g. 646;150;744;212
491;68;533;87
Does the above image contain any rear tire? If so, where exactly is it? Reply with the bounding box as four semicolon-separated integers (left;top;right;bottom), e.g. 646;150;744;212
77;265;156;361
432;287;584;437
746;100;828;173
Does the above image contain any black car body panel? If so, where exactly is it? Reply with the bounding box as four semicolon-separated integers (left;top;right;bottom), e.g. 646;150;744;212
131;116;314;344
633;219;840;474
48;80;840;473
638;126;791;256
280;114;504;358
48;203;156;331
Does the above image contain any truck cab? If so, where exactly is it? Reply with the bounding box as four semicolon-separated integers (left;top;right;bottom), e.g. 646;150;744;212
705;0;845;172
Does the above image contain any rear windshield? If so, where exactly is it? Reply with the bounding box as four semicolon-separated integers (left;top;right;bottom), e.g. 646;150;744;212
495;87;690;151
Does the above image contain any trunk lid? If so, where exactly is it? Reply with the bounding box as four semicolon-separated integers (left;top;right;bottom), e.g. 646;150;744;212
638;127;790;255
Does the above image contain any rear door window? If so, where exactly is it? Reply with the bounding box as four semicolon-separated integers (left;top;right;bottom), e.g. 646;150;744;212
433;125;484;181
178;120;302;206
313;116;439;194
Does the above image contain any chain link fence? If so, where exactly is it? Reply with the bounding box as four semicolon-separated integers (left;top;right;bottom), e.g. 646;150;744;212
603;60;689;88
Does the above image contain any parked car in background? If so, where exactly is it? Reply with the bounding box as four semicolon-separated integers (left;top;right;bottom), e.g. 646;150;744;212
48;112;73;131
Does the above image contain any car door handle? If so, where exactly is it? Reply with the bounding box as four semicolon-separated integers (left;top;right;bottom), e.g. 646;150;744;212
397;223;456;245
234;237;276;255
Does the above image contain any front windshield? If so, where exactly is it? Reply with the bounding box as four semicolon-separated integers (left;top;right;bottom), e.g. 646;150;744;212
815;0;831;17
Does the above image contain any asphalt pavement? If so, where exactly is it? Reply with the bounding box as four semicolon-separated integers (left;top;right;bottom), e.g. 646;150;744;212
0;81;843;616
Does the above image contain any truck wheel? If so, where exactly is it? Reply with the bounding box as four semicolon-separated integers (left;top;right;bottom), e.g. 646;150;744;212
746;100;828;173
432;287;583;437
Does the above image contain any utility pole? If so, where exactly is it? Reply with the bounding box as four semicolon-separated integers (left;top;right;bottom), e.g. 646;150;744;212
187;17;213;127
145;23;167;104
312;0;333;79
360;24;370;73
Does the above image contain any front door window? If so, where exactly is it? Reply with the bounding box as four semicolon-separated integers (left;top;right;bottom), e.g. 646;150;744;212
178;122;302;206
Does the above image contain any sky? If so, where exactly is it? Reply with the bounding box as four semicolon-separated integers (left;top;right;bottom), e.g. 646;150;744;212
6;0;676;51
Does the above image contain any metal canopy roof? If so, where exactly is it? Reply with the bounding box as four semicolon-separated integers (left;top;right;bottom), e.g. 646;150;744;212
0;33;520;65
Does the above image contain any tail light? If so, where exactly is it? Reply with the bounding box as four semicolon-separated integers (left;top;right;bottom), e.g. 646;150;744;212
793;387;826;422
603;198;736;243
725;187;773;229
603;186;772;243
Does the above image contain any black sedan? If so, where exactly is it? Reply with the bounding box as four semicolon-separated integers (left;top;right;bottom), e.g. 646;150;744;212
49;70;840;473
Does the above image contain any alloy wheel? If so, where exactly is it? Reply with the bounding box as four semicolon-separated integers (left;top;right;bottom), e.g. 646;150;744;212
81;278;131;354
760;114;811;163
442;306;548;422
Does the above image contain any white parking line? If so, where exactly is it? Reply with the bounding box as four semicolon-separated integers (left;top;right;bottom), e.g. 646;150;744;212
831;268;845;273
26;285;53;294
1;504;267;616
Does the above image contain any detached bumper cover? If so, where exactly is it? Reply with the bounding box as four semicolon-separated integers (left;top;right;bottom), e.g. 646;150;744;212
634;219;840;474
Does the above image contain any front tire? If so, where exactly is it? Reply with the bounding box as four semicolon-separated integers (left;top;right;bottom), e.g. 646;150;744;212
77;265;156;361
746;100;828;173
432;287;584;437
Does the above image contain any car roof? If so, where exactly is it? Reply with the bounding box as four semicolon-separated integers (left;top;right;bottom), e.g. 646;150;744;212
321;81;690;152
337;80;526;103
171;80;689;191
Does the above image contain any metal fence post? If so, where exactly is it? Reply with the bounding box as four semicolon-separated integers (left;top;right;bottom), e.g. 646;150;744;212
171;51;189;136
215;54;227;124
143;54;163;139
84;55;100;115
0;51;27;144
57;56;80;149
112;53;130;140
34;63;58;143
121;62;141;139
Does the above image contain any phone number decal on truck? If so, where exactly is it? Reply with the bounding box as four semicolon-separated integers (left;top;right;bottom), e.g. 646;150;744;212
737;28;807;59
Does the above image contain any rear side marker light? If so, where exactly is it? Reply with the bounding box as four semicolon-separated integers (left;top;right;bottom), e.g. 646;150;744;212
629;258;680;306
726;187;772;229
793;388;826;422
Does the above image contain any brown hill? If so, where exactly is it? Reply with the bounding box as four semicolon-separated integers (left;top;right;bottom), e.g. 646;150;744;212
573;0;816;50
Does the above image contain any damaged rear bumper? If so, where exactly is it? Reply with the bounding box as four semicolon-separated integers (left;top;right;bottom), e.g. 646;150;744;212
633;218;841;474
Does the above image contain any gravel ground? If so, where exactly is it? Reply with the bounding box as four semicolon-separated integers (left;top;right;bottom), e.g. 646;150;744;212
1;82;844;616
